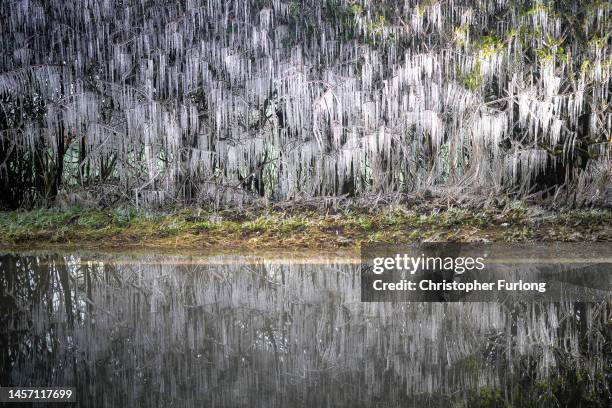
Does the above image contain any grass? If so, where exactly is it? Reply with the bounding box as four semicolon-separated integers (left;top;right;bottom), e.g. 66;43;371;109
0;205;610;250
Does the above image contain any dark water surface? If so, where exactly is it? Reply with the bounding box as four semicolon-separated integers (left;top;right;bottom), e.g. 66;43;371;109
1;249;610;407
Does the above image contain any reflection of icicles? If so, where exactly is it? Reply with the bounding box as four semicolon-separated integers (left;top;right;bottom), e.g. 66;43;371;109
7;252;608;405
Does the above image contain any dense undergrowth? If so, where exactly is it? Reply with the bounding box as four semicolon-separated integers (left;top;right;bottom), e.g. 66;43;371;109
1;203;610;249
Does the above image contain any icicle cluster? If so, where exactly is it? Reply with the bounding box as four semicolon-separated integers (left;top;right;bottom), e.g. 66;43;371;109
0;0;610;206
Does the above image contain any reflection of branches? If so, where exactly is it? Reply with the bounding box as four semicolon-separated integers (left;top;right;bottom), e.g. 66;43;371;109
2;251;610;404
55;259;75;327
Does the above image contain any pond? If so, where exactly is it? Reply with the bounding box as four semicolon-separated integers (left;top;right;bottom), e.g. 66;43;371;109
0;248;610;407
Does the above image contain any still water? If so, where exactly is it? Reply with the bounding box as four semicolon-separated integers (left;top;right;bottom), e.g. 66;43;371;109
0;249;610;407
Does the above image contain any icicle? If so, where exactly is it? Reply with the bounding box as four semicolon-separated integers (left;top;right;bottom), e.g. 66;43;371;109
0;0;609;205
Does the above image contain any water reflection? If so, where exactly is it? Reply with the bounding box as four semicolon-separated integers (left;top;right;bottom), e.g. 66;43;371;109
0;252;610;407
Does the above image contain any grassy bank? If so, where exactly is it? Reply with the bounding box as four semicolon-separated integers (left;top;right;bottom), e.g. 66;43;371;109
1;204;610;250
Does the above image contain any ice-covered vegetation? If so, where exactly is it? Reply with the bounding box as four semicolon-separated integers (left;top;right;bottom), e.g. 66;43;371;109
0;0;610;208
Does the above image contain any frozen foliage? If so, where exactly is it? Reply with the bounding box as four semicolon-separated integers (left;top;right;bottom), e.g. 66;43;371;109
0;0;610;207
